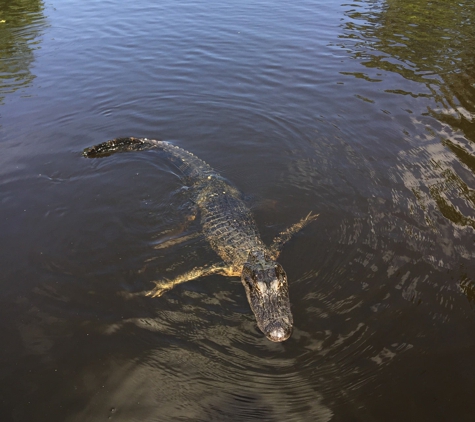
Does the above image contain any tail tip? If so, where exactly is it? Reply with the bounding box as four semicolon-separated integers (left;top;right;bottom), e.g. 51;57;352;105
83;137;151;158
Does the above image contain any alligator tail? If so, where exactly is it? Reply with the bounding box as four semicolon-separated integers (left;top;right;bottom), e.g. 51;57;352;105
83;137;159;157
83;137;216;180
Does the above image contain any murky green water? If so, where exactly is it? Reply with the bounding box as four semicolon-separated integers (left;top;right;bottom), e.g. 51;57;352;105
1;0;475;420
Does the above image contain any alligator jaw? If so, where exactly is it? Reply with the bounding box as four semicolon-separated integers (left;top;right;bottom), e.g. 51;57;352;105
241;250;293;342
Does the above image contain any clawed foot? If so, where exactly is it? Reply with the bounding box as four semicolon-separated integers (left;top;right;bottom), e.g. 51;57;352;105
144;279;175;298
117;280;173;299
304;211;320;224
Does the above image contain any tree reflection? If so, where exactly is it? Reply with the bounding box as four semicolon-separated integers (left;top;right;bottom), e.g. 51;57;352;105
340;0;475;230
0;0;45;104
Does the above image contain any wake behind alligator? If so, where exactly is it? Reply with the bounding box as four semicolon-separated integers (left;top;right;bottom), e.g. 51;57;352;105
84;137;318;342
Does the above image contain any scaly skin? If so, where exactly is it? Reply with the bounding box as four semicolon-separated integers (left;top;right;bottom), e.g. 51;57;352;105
84;137;317;342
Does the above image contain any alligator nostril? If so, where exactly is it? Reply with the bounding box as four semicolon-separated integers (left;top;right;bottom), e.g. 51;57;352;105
269;328;288;342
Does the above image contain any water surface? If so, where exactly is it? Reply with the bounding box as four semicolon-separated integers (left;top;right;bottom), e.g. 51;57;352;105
1;0;475;421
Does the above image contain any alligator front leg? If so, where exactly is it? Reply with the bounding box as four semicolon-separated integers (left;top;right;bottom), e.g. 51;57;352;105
269;211;319;259
145;262;239;297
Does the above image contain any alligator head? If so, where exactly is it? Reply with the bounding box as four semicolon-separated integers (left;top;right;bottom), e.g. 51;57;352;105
241;250;293;342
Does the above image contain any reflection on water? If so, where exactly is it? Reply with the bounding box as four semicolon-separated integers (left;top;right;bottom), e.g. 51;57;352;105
70;316;334;421
341;0;475;236
0;0;45;103
2;0;475;420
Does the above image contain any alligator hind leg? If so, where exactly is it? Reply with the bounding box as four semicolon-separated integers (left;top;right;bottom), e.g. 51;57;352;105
137;205;200;273
269;211;319;259
153;231;201;250
138;230;202;274
152;202;199;249
144;262;238;298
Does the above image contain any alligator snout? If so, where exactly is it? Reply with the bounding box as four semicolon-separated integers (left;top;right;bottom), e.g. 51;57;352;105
241;250;293;342
265;321;293;342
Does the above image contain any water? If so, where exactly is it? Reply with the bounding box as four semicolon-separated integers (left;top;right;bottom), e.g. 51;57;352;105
1;0;475;420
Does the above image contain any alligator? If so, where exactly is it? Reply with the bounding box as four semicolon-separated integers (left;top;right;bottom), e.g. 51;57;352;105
84;137;318;342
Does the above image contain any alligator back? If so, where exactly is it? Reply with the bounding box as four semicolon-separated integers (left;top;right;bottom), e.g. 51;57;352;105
194;176;266;267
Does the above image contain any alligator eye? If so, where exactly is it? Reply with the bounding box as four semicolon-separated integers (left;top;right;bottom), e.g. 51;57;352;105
274;264;286;280
244;276;254;290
